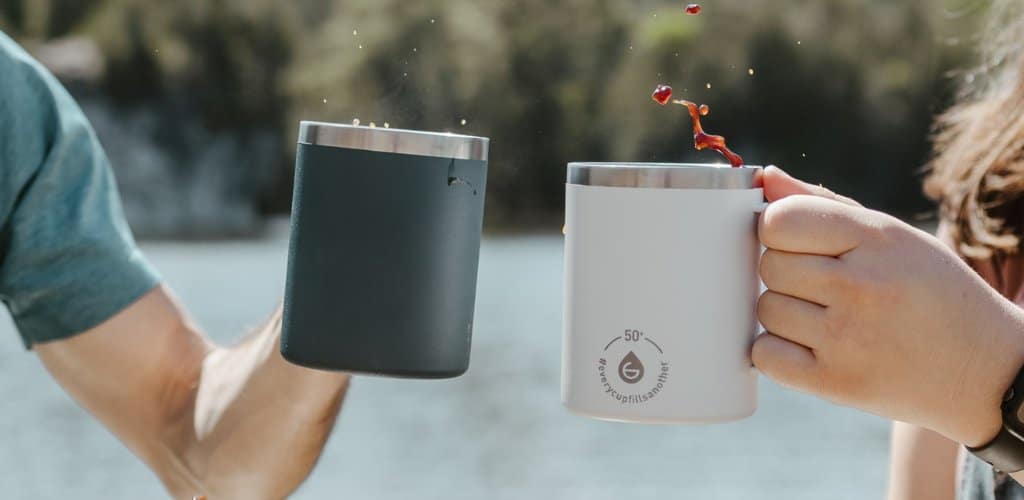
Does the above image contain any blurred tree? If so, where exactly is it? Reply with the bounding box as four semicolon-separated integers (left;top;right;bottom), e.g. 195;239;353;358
289;0;631;224
0;0;24;35
0;0;992;231
46;0;103;38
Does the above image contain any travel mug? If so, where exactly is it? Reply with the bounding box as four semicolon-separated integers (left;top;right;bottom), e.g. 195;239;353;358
562;163;764;423
281;121;489;378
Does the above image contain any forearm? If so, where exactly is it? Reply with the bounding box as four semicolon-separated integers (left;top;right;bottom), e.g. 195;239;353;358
169;308;351;498
37;288;350;499
887;422;957;500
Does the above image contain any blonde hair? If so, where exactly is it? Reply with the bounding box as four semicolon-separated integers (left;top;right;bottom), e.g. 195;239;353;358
924;0;1024;259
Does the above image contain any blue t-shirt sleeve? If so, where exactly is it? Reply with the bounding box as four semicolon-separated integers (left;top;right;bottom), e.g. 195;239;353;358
0;32;160;348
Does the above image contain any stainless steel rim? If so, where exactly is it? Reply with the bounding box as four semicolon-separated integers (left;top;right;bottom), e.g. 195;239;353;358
298;121;489;161
567;163;763;190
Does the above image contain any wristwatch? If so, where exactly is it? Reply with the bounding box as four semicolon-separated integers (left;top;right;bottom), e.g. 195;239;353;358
968;366;1024;472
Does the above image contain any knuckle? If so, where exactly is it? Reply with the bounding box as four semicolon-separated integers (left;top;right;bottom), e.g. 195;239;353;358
876;220;911;248
764;197;801;228
854;220;886;245
835;194;863;208
822;307;852;339
830;266;866;297
835;266;897;306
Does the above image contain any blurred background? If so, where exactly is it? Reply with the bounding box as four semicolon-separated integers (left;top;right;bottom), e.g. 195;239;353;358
0;0;994;498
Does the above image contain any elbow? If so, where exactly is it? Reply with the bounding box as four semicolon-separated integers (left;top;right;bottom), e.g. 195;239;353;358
144;325;212;496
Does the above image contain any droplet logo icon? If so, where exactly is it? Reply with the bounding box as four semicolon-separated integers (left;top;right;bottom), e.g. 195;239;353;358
618;351;645;384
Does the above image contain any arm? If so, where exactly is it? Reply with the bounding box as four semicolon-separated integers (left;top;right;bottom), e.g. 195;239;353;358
884;221;979;500
888;422;958;500
753;166;1024;484
0;33;349;497
35;285;350;498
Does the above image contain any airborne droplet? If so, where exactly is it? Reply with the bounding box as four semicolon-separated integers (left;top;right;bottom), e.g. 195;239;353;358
618;351;645;384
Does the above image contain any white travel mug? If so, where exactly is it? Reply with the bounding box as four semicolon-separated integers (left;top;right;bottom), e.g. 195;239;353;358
562;163;764;423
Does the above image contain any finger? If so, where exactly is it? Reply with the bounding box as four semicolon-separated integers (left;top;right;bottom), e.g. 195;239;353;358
758;194;864;256
757;291;828;349
763;166;862;207
760;249;843;305
751;333;820;392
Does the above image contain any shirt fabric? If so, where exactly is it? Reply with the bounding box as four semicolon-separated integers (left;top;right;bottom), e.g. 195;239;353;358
961;453;1024;500
0;31;159;348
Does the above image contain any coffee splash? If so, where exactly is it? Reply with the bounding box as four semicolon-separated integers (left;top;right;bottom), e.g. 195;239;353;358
650;84;744;167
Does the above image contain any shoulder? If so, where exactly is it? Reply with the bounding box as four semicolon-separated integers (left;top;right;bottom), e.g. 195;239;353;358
0;31;104;186
0;31;67;166
0;31;62;116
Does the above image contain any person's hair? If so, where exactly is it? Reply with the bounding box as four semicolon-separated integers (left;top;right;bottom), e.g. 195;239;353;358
924;0;1024;260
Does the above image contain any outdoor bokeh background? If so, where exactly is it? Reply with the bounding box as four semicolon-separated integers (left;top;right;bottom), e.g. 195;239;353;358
0;0;994;498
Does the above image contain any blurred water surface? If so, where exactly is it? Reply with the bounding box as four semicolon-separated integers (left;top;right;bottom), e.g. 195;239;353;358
0;232;889;499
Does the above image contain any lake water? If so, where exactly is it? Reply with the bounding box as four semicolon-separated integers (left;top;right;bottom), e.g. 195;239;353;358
0;233;889;499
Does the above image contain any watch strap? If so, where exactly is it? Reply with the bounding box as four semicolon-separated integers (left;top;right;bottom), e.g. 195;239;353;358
968;425;1024;473
968;366;1024;473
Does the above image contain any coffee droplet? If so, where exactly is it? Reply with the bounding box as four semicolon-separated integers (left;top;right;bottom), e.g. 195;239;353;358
618;351;645;384
651;84;673;105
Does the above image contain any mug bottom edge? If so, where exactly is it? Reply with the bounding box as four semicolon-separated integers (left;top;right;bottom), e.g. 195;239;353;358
562;404;756;425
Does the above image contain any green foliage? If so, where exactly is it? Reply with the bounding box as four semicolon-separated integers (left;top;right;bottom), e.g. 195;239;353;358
0;0;990;224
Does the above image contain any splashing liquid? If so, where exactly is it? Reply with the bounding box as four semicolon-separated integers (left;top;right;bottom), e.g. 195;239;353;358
652;84;673;105
650;85;744;167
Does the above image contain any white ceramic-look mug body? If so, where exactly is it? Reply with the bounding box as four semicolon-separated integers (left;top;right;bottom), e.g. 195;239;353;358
562;163;764;423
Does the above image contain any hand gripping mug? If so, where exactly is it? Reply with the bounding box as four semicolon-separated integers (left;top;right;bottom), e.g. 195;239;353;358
281;121;489;378
562;163;764;423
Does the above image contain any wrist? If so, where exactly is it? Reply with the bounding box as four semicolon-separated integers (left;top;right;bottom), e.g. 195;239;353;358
953;298;1024;447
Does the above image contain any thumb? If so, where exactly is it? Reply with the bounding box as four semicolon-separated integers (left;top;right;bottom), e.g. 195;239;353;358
762;166;861;207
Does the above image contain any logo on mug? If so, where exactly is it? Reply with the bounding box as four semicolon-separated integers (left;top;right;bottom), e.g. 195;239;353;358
597;329;670;405
618;351;644;384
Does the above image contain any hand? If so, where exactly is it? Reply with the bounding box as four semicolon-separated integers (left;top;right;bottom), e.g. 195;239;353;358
753;166;1024;447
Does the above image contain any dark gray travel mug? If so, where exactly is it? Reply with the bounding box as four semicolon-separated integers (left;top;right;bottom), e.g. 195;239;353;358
281;121;489;378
